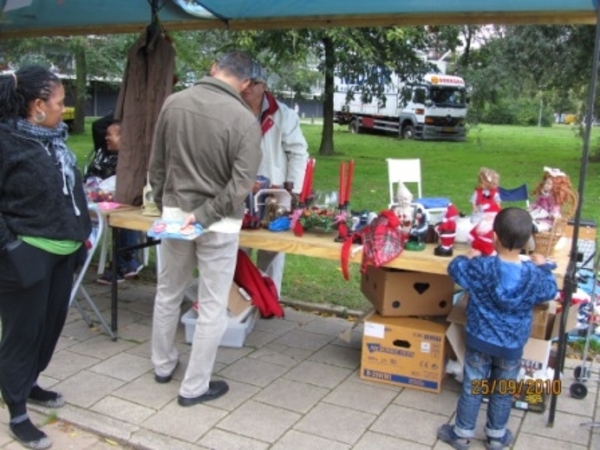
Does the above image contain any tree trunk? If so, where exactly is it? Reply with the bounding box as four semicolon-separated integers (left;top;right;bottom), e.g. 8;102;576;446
319;35;335;156
73;44;87;134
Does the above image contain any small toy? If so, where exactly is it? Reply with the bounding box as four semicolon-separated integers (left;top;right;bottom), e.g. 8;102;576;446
434;203;459;257
262;195;280;227
405;205;428;251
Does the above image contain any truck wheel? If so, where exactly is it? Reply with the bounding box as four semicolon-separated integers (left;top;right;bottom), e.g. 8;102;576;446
402;124;414;139
349;119;361;134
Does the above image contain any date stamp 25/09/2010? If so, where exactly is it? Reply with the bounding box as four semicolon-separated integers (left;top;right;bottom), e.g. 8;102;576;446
471;378;562;396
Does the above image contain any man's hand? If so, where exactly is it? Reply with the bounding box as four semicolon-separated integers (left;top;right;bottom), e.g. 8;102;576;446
182;213;198;228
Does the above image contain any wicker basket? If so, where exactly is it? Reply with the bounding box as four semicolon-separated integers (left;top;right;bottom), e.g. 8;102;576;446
533;217;567;257
532;189;578;257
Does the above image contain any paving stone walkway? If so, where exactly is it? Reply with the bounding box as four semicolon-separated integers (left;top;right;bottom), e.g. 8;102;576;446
1;276;599;449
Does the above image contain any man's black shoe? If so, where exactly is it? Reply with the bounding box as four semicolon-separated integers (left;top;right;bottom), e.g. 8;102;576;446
154;361;179;384
178;380;229;407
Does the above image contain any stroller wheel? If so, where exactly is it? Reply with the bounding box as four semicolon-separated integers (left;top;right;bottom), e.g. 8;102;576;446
574;365;591;381
570;382;588;400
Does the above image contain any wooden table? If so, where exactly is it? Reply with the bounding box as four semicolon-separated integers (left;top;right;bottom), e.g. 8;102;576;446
107;208;570;336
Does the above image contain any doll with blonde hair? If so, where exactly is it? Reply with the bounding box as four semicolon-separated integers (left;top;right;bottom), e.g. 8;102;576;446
470;167;501;220
530;167;576;232
469;167;501;255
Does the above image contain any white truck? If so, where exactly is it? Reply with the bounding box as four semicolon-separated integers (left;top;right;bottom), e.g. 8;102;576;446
333;73;468;141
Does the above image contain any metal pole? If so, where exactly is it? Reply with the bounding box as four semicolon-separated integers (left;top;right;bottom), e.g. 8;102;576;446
547;5;600;426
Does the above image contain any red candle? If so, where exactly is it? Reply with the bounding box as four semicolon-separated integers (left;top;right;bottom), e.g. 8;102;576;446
345;159;354;205
307;158;315;201
339;161;347;206
299;159;312;203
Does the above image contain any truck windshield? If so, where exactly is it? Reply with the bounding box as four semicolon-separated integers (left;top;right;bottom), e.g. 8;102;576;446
429;87;466;108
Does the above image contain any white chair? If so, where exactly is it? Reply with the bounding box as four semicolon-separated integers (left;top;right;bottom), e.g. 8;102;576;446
71;206;116;340
386;158;423;207
386;158;450;223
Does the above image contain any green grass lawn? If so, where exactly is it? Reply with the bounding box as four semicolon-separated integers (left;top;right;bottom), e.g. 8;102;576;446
69;121;600;310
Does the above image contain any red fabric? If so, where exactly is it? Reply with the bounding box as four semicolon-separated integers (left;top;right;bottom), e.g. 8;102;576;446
234;250;284;318
260;92;280;135
293;219;304;237
340;210;403;281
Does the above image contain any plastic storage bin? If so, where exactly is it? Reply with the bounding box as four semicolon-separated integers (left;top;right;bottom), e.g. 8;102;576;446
181;306;259;348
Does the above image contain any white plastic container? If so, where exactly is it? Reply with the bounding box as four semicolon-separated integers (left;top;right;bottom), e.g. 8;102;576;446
180;306;259;348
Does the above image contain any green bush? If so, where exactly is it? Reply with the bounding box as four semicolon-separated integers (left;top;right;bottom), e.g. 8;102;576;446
478;97;554;127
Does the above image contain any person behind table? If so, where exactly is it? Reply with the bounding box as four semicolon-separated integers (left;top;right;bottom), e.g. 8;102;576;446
149;51;262;406
240;66;308;298
437;207;558;450
89;122;145;283
0;65;91;450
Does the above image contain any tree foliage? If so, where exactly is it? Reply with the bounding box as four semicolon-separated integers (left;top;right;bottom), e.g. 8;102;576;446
222;27;443;155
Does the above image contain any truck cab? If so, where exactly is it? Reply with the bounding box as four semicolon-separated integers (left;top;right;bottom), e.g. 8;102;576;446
333;73;467;141
399;74;467;141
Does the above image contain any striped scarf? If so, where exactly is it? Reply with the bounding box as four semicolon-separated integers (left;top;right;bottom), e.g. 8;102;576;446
14;119;80;216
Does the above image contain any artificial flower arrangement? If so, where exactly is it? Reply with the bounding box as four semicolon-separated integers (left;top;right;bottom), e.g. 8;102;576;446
291;159;355;236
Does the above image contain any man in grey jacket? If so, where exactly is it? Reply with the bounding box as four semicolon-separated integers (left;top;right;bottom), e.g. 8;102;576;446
149;51;262;406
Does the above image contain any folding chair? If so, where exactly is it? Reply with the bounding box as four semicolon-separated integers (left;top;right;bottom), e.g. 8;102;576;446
386;158;450;223
498;184;529;208
70;206;116;340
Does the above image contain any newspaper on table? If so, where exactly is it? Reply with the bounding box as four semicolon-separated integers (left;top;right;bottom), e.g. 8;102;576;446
147;219;203;240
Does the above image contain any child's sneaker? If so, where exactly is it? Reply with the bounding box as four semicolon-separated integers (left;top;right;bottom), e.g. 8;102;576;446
437;424;471;450
122;260;144;279
485;429;514;450
96;269;124;285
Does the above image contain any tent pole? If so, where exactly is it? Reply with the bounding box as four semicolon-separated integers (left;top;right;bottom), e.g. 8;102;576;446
547;4;600;427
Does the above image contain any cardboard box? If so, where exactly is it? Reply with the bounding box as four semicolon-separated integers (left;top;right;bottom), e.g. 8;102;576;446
361;314;448;393
446;293;577;411
360;266;455;317
181;306;259;348
184;280;253;322
447;295;576;342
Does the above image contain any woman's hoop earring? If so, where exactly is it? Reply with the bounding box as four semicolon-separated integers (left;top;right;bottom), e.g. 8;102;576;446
34;111;46;123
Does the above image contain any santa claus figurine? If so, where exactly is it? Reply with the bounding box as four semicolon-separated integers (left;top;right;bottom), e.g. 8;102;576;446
434;203;459;257
469;202;501;256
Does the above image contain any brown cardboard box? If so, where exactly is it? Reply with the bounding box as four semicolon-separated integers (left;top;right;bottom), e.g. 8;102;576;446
446;295;578;373
228;282;253;321
530;302;553;340
447;294;574;341
184;280;253;322
360;266;455;317
361;314;448;393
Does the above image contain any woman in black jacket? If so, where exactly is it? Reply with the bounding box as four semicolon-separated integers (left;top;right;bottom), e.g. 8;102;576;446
0;65;91;450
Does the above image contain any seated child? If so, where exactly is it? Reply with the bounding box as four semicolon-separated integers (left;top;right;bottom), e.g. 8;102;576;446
87;120;144;283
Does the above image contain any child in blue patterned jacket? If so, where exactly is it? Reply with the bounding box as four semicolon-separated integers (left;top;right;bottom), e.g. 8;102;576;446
438;207;558;450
